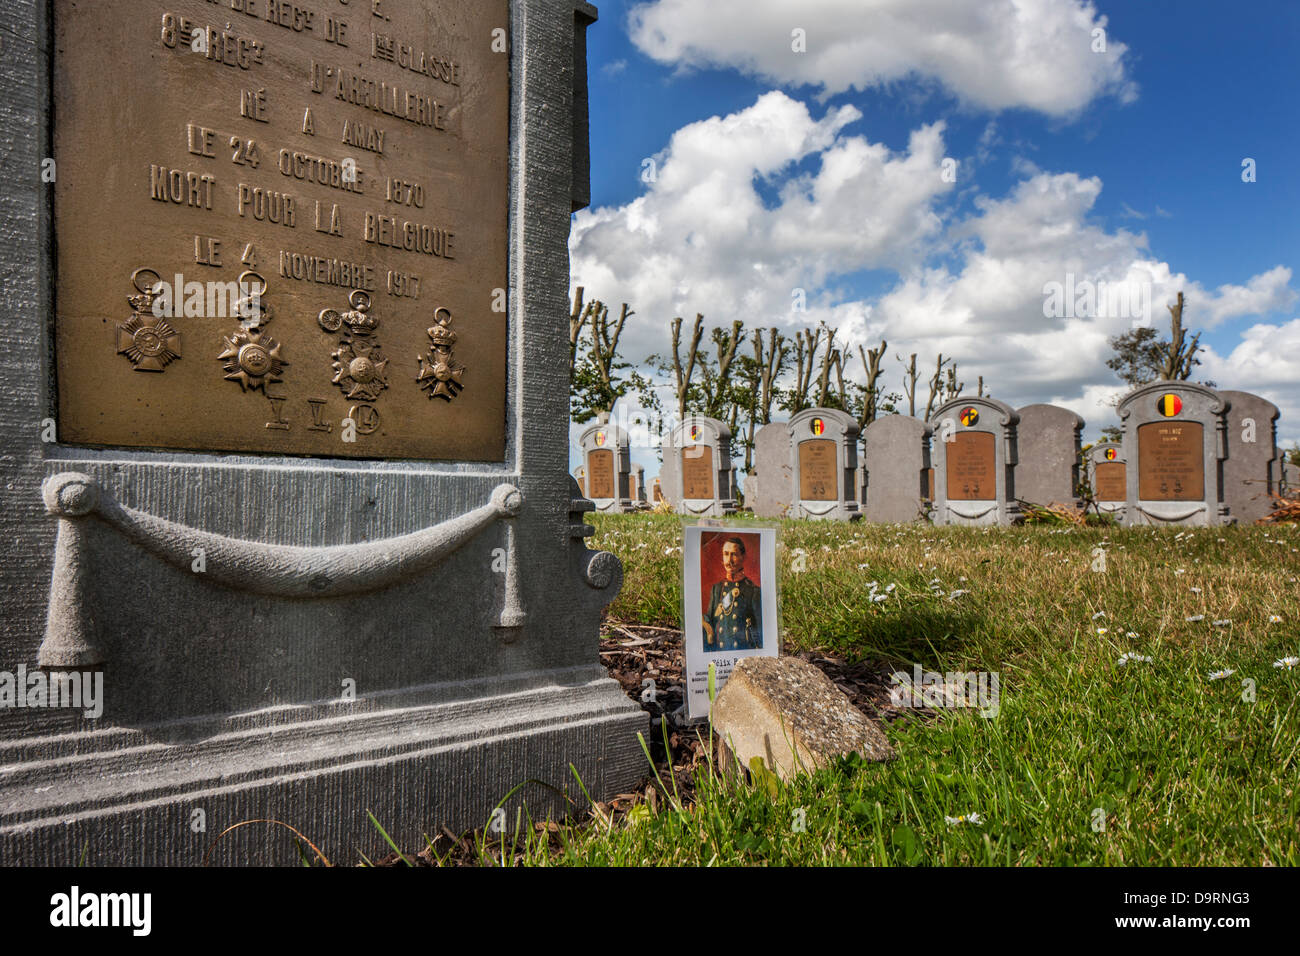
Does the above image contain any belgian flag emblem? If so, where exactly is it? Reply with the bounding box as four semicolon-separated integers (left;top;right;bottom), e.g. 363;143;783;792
960;406;979;427
1156;393;1183;417
810;417;825;436
689;424;701;442
594;430;606;446
1105;447;1118;461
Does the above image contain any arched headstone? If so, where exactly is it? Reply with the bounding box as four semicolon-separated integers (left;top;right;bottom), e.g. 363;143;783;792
1118;382;1230;526
788;409;861;521
749;422;793;518
929;397;1022;525
579;422;632;513
1086;442;1126;520
1016;404;1084;509
666;416;737;517
861;415;932;523
1220;390;1280;525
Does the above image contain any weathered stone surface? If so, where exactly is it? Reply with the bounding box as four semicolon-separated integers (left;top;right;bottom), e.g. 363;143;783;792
1220;390;1281;525
712;657;894;781
0;0;647;866
861;414;932;523
1015;404;1084;509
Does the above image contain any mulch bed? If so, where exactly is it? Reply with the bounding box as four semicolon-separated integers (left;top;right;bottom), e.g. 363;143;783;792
372;622;923;866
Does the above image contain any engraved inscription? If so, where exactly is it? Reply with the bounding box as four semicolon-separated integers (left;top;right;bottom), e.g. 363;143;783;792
54;0;509;460
681;446;715;499
587;449;615;500
799;439;837;501
946;431;995;501
1094;461;1126;501
1138;422;1204;501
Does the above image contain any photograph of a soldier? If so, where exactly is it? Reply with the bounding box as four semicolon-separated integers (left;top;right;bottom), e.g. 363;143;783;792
699;531;763;651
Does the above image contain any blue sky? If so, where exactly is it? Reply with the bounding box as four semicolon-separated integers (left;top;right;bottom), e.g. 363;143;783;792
570;0;1300;476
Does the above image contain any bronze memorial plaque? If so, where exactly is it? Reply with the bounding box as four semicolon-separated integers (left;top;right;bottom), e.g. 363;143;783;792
586;449;614;499
798;439;837;501
1138;422;1204;501
53;0;509;460
946;432;995;500
1094;461;1127;501
680;445;715;499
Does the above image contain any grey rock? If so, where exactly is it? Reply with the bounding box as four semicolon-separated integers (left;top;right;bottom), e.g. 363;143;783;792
712;657;894;782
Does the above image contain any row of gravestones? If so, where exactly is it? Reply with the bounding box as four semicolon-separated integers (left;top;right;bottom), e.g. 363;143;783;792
578;385;1293;527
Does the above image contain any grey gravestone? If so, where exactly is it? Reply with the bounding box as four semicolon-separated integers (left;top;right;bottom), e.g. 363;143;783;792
749;422;793;518
929;398;1023;526
573;465;586;497
1220;390;1280;525
1085;442;1127;521
667;416;737;517
861;415;932;523
579;422;633;513
1118;382;1230;526
788;409;861;521
0;0;645;866
1015;404;1084;509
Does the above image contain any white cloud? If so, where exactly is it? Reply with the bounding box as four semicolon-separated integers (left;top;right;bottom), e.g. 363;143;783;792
570;94;1296;451
1201;320;1300;447
570;91;952;362
628;0;1136;116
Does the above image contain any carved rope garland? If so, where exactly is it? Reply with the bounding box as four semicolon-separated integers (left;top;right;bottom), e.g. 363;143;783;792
39;472;525;667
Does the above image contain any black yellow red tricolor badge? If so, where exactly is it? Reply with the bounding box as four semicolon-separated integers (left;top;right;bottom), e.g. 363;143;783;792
1105;447;1118;460
810;417;825;436
960;406;979;427
1156;393;1182;417
689;424;701;442
595;430;606;446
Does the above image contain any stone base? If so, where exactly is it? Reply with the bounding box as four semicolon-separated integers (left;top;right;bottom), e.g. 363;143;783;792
0;672;647;866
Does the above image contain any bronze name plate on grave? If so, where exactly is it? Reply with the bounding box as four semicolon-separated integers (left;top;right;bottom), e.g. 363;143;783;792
681;445;714;499
1094;461;1126;501
586;449;614;499
947;432;995;500
1138;422;1204;501
53;0;509;461
798;439;836;501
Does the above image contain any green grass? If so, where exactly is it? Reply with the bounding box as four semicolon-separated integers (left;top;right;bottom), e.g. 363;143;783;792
520;515;1300;866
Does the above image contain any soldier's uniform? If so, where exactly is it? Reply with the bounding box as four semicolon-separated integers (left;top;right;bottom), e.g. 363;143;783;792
703;575;762;651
